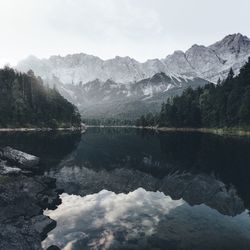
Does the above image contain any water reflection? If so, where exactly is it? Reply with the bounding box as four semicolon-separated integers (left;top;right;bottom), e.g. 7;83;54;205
0;131;81;169
1;128;250;249
46;165;244;216
43;188;250;250
45;128;250;214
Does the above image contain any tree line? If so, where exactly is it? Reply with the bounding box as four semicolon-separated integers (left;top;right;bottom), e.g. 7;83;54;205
0;67;81;128
136;58;250;129
83;118;134;126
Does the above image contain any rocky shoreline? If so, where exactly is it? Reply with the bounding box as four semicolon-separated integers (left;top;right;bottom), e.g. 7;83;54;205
0;147;62;250
0;127;82;132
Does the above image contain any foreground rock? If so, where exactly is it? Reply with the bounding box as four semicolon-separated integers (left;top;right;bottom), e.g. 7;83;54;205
0;148;61;250
0;146;40;169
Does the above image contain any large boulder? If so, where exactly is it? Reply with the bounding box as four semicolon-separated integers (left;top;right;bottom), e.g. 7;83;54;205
0;147;40;169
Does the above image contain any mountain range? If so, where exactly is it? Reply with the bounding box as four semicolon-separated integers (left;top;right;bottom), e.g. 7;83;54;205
58;73;209;119
16;33;250;119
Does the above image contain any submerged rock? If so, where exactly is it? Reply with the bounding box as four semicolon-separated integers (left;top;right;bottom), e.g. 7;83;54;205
47;245;60;250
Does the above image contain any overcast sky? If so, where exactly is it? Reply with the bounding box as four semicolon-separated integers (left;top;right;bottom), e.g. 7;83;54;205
0;0;250;67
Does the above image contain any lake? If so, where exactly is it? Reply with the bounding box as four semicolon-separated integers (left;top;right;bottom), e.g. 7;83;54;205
1;128;250;250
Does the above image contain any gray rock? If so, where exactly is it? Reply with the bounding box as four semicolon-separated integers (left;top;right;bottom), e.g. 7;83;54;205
32;215;56;241
1;146;40;169
0;221;42;250
0;173;61;250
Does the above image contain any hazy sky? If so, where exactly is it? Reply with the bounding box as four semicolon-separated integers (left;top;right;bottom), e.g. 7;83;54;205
0;0;250;66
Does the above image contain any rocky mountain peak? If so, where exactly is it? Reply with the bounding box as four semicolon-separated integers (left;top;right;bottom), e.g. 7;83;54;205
209;33;250;55
114;55;133;61
188;44;206;50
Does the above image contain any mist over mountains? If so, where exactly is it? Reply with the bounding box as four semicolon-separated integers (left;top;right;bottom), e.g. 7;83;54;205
16;33;250;119
59;73;209;119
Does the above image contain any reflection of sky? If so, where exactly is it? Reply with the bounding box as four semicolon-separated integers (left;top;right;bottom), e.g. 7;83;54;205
43;188;250;250
46;165;245;216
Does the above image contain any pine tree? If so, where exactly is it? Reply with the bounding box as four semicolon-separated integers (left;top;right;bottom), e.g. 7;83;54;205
137;57;250;129
0;67;81;128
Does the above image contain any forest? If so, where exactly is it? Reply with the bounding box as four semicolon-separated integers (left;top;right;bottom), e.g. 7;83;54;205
136;57;250;129
83;118;134;126
0;67;81;128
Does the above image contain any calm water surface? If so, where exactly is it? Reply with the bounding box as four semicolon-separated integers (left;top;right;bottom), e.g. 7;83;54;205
1;128;250;250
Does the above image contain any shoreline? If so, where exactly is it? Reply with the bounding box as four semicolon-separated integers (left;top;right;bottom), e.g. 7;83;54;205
1;124;250;137
0;127;83;132
86;125;136;129
155;127;250;136
86;125;250;137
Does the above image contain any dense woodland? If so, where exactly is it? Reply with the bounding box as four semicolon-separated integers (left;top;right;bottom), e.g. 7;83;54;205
0;67;81;128
136;58;250;129
83;118;134;126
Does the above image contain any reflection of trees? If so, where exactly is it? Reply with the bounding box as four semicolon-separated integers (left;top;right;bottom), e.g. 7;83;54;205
158;132;250;209
43;128;250;212
48;164;245;216
0;131;81;169
67;128;168;177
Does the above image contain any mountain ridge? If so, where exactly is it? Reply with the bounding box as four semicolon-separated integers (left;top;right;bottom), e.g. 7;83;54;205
17;33;250;84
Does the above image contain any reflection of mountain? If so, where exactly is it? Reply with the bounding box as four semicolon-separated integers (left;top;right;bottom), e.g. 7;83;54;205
42;128;250;215
42;128;250;249
157;132;250;208
64;128;250;208
43;188;250;250
46;165;244;217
